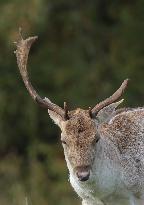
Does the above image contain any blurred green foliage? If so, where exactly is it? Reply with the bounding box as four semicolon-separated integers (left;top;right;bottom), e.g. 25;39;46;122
0;0;143;204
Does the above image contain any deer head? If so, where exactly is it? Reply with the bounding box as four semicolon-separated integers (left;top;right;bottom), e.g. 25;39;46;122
14;30;129;182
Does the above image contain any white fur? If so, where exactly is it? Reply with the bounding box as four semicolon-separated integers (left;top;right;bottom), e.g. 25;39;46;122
64;134;143;205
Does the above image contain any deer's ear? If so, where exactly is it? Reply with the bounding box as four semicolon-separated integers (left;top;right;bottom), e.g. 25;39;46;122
48;110;63;128
44;97;63;128
96;99;124;123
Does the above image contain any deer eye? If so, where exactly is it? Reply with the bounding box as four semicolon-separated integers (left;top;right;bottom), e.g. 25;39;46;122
61;140;67;145
95;137;100;143
92;135;100;145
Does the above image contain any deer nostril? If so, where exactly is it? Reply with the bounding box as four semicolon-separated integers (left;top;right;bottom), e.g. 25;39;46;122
76;170;90;182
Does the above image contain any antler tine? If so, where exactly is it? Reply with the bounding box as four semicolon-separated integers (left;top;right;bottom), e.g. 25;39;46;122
91;79;129;116
88;107;93;118
14;29;66;120
64;102;69;120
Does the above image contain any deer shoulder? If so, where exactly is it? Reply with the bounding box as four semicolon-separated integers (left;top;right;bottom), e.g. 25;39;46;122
99;108;144;154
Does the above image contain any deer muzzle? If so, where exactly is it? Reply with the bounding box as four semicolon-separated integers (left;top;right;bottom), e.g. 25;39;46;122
75;166;90;182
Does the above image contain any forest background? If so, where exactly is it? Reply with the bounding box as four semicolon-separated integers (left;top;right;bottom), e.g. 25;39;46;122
0;0;144;204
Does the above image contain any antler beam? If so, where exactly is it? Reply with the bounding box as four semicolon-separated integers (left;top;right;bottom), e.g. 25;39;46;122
91;79;129;116
14;29;68;121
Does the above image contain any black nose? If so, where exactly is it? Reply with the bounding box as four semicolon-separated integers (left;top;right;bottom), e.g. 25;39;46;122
76;166;90;182
77;171;90;181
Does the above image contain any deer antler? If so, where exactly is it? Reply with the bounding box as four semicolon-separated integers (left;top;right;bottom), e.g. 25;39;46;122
14;28;69;121
91;79;129;116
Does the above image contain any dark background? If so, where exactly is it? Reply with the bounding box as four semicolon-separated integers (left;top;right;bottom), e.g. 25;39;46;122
0;0;143;204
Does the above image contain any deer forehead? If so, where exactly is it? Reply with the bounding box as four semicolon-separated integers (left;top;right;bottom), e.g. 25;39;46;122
62;109;97;142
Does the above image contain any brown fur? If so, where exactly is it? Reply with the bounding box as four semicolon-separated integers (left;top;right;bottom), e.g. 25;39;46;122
61;109;98;168
100;109;144;154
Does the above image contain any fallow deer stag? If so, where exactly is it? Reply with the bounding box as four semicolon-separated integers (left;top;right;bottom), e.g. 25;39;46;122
15;30;144;205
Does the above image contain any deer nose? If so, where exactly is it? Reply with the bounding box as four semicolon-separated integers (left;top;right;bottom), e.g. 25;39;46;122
75;166;90;182
77;170;90;181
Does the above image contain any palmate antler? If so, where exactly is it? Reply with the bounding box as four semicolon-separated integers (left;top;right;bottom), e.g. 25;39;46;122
15;29;128;120
14;29;69;120
91;79;129;116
